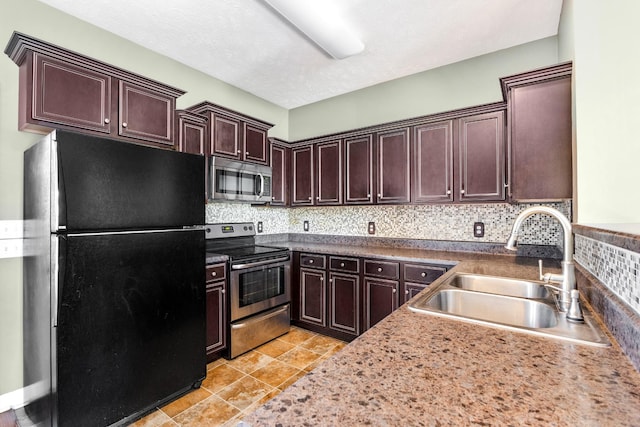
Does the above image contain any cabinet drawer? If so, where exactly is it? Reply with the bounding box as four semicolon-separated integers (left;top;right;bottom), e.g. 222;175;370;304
300;254;326;269
206;263;226;282
404;264;447;284
329;256;359;273
364;260;399;280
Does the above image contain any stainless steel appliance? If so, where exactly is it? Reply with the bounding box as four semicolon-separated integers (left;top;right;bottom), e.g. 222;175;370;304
23;130;206;427
208;157;272;203
205;223;290;358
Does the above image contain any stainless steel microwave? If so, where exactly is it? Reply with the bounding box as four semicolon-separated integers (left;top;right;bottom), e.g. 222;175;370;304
208;157;272;203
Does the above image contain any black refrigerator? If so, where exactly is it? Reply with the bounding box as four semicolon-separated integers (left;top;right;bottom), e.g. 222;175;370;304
22;130;206;426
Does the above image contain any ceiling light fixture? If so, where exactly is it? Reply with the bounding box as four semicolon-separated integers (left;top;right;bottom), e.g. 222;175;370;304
263;0;364;59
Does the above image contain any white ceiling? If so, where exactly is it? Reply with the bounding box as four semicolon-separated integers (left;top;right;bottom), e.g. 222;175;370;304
36;0;563;109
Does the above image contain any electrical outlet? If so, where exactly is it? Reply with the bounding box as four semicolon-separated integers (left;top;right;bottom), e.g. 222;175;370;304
257;221;263;233
368;221;376;235
473;222;485;238
303;220;309;232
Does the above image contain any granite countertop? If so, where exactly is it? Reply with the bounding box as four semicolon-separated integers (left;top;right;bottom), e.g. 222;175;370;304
242;251;640;426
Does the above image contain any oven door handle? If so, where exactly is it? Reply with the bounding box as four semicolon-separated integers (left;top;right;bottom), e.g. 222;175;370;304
231;255;290;270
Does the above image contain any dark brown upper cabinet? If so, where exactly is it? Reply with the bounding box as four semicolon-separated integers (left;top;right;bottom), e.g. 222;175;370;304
5;32;185;148
187;102;273;166
292;145;314;206
458;111;506;202
175;110;208;156
316;140;343;205
270;140;290;206
344;135;374;205
412;121;454;203
377;128;410;204
501;63;573;202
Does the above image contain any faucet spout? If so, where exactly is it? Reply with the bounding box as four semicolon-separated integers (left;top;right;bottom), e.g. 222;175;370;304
505;206;575;311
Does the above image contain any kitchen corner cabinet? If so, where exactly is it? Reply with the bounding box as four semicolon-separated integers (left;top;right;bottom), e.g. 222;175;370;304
187;102;273;165
344;135;375;204
176;110;208;155
5;32;184;148
292;146;314;206
205;263;227;361
270;140;290;206
501;63;573;202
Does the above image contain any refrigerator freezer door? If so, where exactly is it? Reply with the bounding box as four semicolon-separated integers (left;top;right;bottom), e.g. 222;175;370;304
54;229;205;426
29;130;205;232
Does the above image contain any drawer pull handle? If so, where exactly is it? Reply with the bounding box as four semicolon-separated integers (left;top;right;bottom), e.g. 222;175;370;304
340;262;345;267
211;272;217;277
421;272;426;278
377;267;383;272
309;259;314;264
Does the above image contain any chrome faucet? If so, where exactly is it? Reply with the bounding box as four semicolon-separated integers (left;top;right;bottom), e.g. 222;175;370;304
504;206;576;311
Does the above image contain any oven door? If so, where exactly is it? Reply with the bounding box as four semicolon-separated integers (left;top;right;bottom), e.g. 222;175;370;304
229;256;291;321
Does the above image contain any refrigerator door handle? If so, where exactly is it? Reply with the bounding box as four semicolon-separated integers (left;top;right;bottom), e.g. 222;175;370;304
52;235;65;327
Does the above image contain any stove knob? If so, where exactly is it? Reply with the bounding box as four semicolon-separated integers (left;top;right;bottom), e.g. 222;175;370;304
244;226;248;231
249;226;253;230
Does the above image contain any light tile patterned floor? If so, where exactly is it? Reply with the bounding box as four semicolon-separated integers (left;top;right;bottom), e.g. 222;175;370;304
129;327;346;427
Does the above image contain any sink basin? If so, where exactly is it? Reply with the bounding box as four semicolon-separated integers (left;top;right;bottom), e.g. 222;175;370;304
448;273;551;299
408;272;611;347
423;289;557;329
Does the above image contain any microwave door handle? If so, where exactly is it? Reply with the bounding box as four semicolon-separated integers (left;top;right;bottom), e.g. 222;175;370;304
257;173;264;197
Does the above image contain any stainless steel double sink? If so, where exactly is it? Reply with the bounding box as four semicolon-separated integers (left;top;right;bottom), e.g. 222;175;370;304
409;273;610;347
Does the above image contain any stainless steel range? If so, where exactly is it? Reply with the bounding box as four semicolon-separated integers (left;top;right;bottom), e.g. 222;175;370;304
205;223;291;358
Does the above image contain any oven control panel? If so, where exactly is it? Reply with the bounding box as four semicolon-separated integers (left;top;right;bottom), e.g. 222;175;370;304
206;222;255;239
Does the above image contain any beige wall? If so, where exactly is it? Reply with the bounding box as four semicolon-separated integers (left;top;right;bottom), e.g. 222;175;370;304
288;37;559;141
0;0;288;396
569;0;640;223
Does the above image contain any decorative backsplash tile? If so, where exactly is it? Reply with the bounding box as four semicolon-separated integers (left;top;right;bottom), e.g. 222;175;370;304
206;201;571;246
575;235;640;315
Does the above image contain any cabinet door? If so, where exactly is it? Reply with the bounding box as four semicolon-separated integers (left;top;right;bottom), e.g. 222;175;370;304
292;146;314;205
344;135;374;204
458;111;505;202
300;268;326;326
31;53;112;134
119;81;175;146
413;121;454;203
210;113;242;159
403;283;428;304
176;111;207;156
364;277;399;330
509;76;572;201
206;282;226;356
244;124;269;165
270;143;289;206
377;128;410;203
329;273;360;336
316;140;342;205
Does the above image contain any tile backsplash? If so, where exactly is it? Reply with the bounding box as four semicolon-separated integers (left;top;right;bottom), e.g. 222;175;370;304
206;201;572;246
575;235;640;315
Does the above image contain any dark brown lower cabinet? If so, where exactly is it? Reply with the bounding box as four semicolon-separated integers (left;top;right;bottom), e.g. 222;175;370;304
205;263;226;362
364;277;399;330
293;252;449;339
329;272;360;336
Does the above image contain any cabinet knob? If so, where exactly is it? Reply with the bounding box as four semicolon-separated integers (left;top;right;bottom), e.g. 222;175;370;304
308;196;312;201
392;288;397;293
421;272;426;278
446;189;451;195
367;194;371;198
340;262;345;267
221;289;225;294
237;150;242;154
122;122;127;128
211;272;217;277
329;278;333;283
246;152;249;155
320;277;324;281
104;118;110;124
461;189;465;195
377;194;381;198
377;267;383;272
405;290;409;294
272;196;276;200
309;259;314;264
